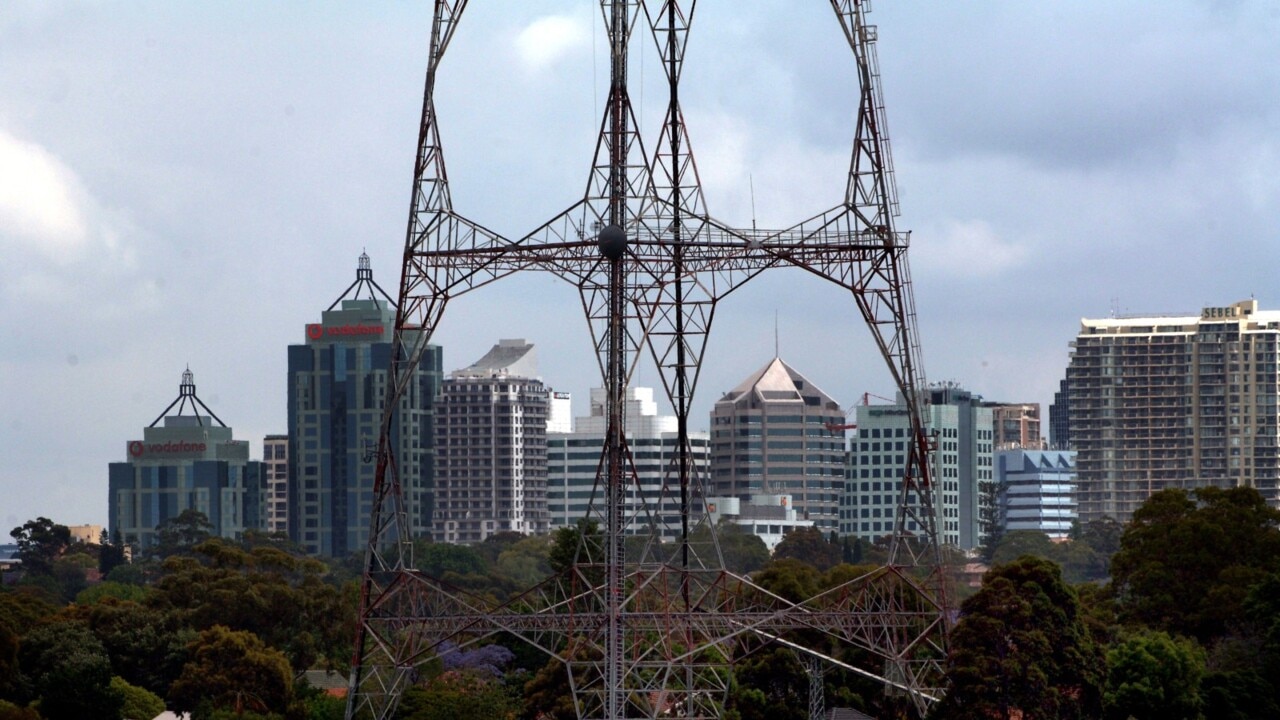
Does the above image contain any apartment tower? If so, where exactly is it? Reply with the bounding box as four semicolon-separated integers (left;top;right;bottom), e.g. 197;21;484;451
434;339;549;543
1063;299;1280;524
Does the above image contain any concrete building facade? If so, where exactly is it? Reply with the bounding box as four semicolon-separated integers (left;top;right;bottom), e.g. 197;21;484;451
710;358;847;534
263;434;289;534
704;494;813;552
990;403;1044;450
547;386;710;541
434;339;549;543
1064;299;1280;523
288;254;441;556
994;449;1077;540
109;369;266;549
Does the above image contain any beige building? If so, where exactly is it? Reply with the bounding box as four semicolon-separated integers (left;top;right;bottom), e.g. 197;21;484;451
1065;299;1280;523
263;435;289;534
710;358;846;534
990;403;1043;450
67;525;105;545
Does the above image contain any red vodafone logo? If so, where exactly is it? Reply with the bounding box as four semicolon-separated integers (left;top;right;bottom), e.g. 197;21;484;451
128;440;208;458
307;323;384;340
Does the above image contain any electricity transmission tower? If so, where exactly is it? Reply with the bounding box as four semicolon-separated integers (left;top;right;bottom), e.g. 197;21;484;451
346;1;949;718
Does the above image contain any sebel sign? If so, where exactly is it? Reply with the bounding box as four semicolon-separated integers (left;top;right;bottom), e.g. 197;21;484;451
307;323;386;341
1201;306;1242;320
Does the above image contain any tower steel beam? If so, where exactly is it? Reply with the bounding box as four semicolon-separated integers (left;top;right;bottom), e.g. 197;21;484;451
347;1;948;718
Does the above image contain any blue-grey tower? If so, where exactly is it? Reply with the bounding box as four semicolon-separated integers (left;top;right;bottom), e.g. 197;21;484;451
108;368;266;549
287;253;441;557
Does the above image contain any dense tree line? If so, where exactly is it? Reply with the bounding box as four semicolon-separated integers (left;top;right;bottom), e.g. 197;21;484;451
2;511;354;720
6;488;1279;719
936;486;1280;720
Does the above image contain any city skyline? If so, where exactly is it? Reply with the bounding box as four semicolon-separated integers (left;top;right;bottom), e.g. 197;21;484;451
3;2;1278;528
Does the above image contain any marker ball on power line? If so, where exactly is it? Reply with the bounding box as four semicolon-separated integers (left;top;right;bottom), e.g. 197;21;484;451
597;224;627;260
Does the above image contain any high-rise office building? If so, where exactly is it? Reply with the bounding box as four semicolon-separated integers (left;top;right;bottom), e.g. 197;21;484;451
547;386;710;540
434;339;549;543
1063;299;1280;524
710;358;847;534
108;369;266;548
262;434;289;534
841;386;994;550
994;449;1077;540
287;254;441;557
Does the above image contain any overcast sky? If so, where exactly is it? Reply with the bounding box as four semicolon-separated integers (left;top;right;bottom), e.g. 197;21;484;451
2;1;1277;530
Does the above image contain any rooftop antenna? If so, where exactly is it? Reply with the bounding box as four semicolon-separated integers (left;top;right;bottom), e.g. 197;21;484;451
750;174;758;233
774;309;780;358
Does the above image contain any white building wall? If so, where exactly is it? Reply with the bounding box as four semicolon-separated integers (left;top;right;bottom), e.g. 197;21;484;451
547;386;708;541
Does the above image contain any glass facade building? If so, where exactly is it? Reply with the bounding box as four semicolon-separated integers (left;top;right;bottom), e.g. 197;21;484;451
108;370;266;548
287;256;441;556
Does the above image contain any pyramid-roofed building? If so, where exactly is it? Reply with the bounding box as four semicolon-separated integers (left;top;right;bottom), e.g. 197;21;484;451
710;357;847;534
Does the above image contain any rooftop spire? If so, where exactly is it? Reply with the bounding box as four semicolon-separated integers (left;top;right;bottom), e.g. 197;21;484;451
328;252;397;311
149;367;227;428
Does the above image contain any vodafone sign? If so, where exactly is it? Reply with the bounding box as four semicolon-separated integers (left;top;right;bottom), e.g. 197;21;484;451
128;440;208;458
307;323;386;341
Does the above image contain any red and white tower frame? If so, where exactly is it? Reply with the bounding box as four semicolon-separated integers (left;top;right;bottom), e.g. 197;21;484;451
346;2;949;718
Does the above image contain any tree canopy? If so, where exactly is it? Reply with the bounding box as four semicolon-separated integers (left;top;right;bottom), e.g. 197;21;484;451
930;555;1105;720
167;625;293;719
9;518;72;577
17;620;123;720
1104;630;1204;720
1110;487;1280;641
772;527;841;571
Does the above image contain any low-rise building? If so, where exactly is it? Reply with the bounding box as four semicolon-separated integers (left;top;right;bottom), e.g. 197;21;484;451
994;449;1078;540
704;494;813;551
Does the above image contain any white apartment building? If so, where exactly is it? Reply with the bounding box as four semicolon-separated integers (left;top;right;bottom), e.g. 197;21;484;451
434;339;549;543
547;387;710;541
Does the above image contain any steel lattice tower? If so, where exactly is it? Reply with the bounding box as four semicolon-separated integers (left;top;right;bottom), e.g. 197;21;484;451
347;2;949;718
